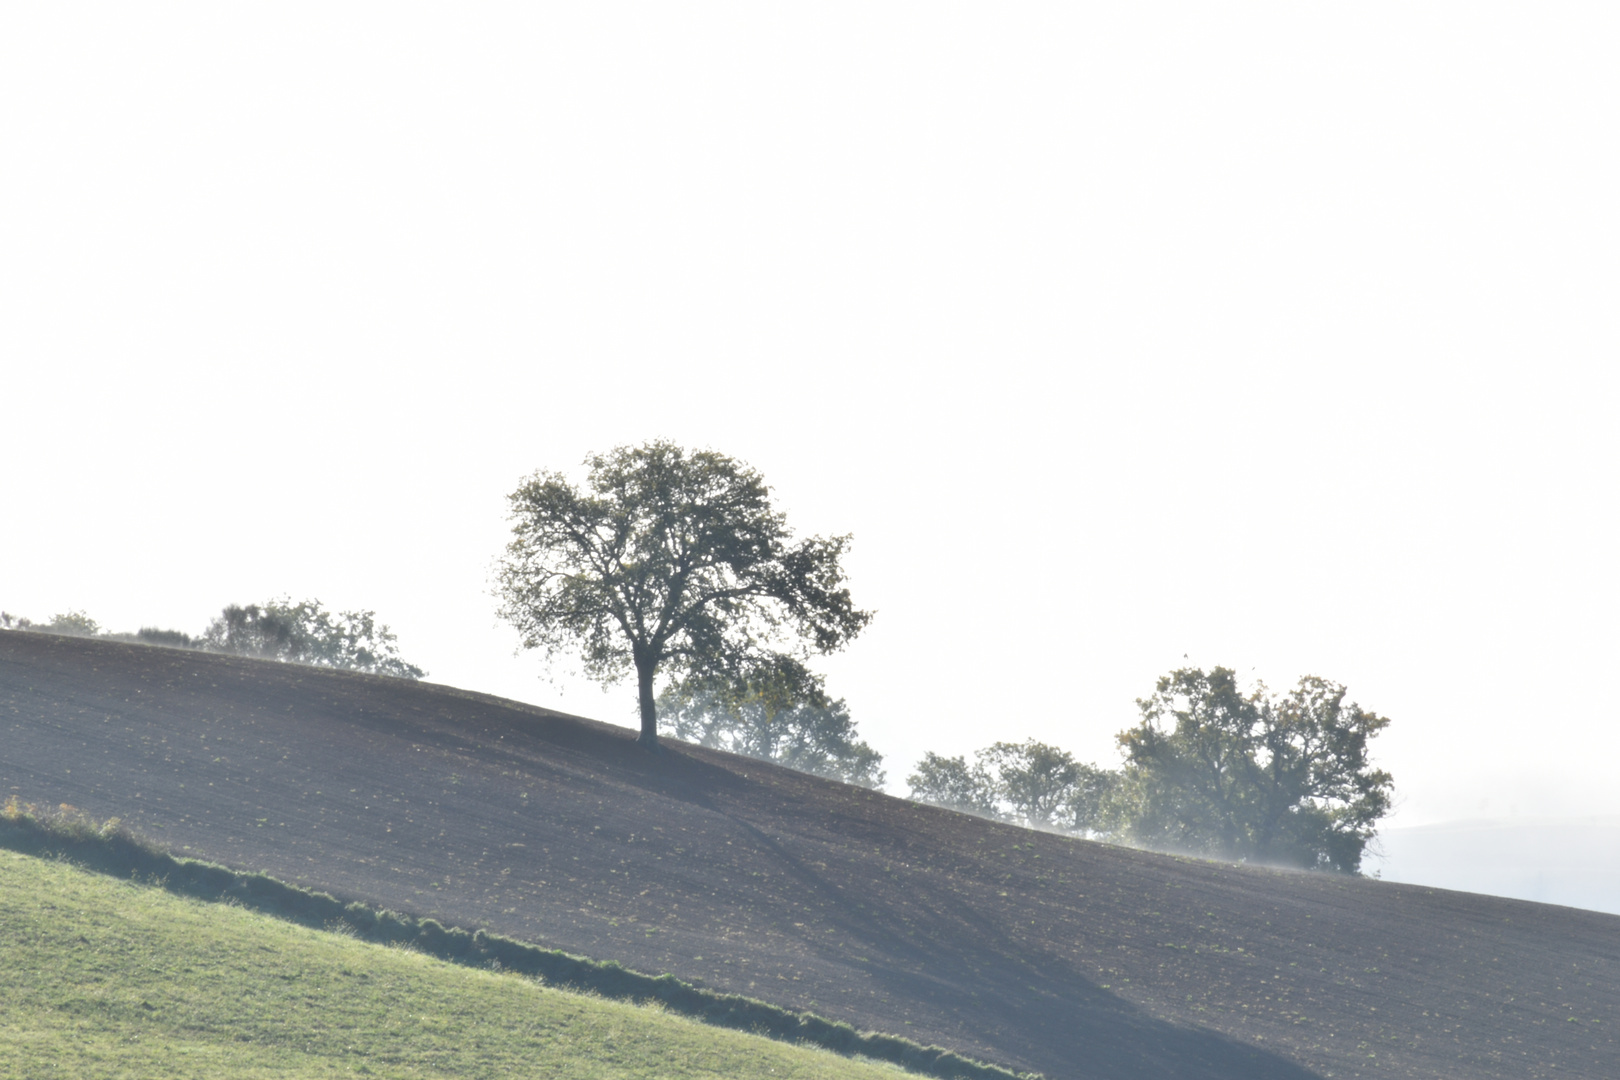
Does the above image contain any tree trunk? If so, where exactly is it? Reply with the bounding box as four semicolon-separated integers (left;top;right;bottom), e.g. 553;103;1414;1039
635;653;660;751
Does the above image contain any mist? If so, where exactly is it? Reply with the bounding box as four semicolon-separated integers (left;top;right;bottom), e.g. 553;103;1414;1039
3;6;1617;914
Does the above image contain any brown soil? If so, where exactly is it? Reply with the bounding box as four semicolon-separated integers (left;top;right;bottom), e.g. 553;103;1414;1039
3;631;1616;1079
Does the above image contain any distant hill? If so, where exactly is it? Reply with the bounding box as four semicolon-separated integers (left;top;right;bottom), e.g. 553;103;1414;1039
3;631;1617;1079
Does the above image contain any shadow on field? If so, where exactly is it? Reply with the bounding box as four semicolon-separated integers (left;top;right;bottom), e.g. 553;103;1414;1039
700;800;1318;1080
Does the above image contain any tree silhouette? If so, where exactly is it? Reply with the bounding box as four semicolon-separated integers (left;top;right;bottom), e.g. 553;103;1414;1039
496;441;871;750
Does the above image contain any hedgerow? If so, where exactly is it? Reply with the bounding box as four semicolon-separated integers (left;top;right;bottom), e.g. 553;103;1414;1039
0;797;1038;1080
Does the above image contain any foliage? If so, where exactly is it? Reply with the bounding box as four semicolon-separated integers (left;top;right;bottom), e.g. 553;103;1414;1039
200;597;425;679
135;626;194;648
41;610;100;636
496;441;871;749
907;668;1393;874
977;740;1088;830
0;805;1032;1080
1114;667;1393;873
907;741;1114;831
658;656;885;788
4;601;415;674
906;752;1000;817
1062;761;1122;838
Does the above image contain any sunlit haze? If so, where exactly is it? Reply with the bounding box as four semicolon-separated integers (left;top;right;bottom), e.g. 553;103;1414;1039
3;6;1616;909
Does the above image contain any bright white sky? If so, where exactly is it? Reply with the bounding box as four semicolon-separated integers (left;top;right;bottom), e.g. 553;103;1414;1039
3;5;1616;835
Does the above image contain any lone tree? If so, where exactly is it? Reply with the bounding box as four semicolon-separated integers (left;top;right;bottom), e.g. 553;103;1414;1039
495;441;872;750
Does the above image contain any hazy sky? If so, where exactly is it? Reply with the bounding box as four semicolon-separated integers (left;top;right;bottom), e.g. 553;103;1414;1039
4;5;1616;835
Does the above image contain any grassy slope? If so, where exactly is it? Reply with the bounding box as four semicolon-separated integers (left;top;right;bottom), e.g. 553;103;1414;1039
0;849;905;1080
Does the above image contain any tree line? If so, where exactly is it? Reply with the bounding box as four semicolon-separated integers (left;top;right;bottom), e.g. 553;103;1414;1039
0;599;424;679
492;441;1396;874
908;667;1393;873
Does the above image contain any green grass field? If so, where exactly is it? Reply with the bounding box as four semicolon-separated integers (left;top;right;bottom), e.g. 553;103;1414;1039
0;849;907;1079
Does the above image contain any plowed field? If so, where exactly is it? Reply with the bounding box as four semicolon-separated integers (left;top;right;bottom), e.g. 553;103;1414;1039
3;632;1616;1079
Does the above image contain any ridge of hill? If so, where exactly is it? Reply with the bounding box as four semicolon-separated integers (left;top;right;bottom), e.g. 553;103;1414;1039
3;631;1617;1079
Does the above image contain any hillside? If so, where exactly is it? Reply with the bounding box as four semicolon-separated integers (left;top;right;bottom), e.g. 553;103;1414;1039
0;847;912;1079
3;631;1616;1079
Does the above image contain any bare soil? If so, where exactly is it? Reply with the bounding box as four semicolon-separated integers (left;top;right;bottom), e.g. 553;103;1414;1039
3;632;1615;1079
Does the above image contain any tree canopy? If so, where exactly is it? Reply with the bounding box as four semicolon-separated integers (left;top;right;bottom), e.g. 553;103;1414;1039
10;610;102;636
906;667;1394;874
906;740;1114;830
658;656;884;787
3;600;423;679
200;598;425;679
1113;667;1393;872
496;442;872;749
905;752;1000;818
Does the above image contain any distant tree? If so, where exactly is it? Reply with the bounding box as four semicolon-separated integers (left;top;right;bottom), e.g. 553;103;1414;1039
1062;761;1122;838
41;610;100;637
905;667;1393;873
909;740;1108;830
658;656;884;787
135;627;194;648
977;740;1086;830
495;441;871;750
203;603;298;658
0;612;32;630
907;753;1000;817
1113;667;1393;873
200;598;425;679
